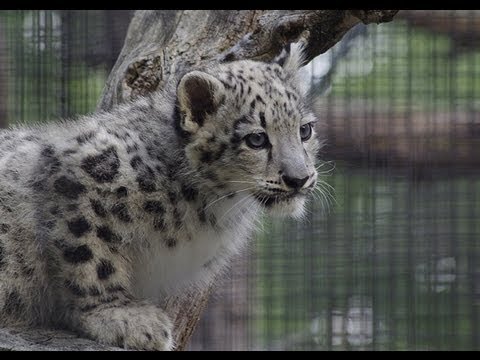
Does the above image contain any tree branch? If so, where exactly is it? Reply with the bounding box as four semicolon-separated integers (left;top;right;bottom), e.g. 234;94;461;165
219;10;397;64
97;10;398;109
0;327;119;351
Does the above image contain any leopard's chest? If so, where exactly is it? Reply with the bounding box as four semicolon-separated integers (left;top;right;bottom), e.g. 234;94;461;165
131;194;260;299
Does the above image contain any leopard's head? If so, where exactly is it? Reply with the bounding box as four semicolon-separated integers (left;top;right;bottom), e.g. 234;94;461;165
176;44;323;219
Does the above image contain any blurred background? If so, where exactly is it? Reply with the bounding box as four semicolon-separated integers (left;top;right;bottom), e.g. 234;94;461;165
1;10;479;350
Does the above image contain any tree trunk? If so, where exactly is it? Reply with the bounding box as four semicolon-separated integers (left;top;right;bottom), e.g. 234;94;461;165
0;9;398;351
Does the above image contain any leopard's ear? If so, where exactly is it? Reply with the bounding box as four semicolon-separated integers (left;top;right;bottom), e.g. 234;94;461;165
177;71;225;134
272;42;306;80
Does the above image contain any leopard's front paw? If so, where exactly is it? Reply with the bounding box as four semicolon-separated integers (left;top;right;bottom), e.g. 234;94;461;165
78;303;174;351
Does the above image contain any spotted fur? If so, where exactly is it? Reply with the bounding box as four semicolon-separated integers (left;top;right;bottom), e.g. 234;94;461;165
0;45;321;350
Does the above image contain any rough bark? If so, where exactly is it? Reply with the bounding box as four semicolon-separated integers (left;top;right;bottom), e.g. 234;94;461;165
0;328;120;351
97;10;397;109
0;9;398;351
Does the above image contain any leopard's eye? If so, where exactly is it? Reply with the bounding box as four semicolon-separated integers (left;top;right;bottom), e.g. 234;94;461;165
245;132;269;149
300;123;312;141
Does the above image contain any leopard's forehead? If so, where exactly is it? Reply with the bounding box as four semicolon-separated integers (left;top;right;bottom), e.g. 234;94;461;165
215;61;304;129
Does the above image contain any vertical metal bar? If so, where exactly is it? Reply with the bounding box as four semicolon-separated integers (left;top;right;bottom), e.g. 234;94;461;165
446;9;460;351
405;20;416;350
83;10;89;113
325;49;335;350
385;22;396;350
0;13;8;128
465;10;478;351
370;23;379;352
60;10;70;118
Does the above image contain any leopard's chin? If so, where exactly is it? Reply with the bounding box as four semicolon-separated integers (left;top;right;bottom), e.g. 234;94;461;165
256;193;307;219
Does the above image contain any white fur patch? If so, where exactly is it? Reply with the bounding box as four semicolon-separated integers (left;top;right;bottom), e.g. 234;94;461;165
132;194;261;298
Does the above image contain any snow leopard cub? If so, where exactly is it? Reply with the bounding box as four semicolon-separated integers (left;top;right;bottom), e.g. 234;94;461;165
0;45;320;350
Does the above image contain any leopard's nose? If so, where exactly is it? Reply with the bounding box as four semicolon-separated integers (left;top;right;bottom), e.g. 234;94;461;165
282;174;309;190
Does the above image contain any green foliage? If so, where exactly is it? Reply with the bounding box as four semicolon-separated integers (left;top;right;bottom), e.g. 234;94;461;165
1;10;109;125
253;165;480;350
327;21;480;113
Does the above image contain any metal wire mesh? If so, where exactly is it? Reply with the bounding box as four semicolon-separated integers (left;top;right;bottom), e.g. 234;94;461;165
1;10;479;351
0;10;132;126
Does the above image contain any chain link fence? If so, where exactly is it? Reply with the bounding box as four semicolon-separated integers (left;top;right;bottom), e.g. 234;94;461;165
0;10;479;350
